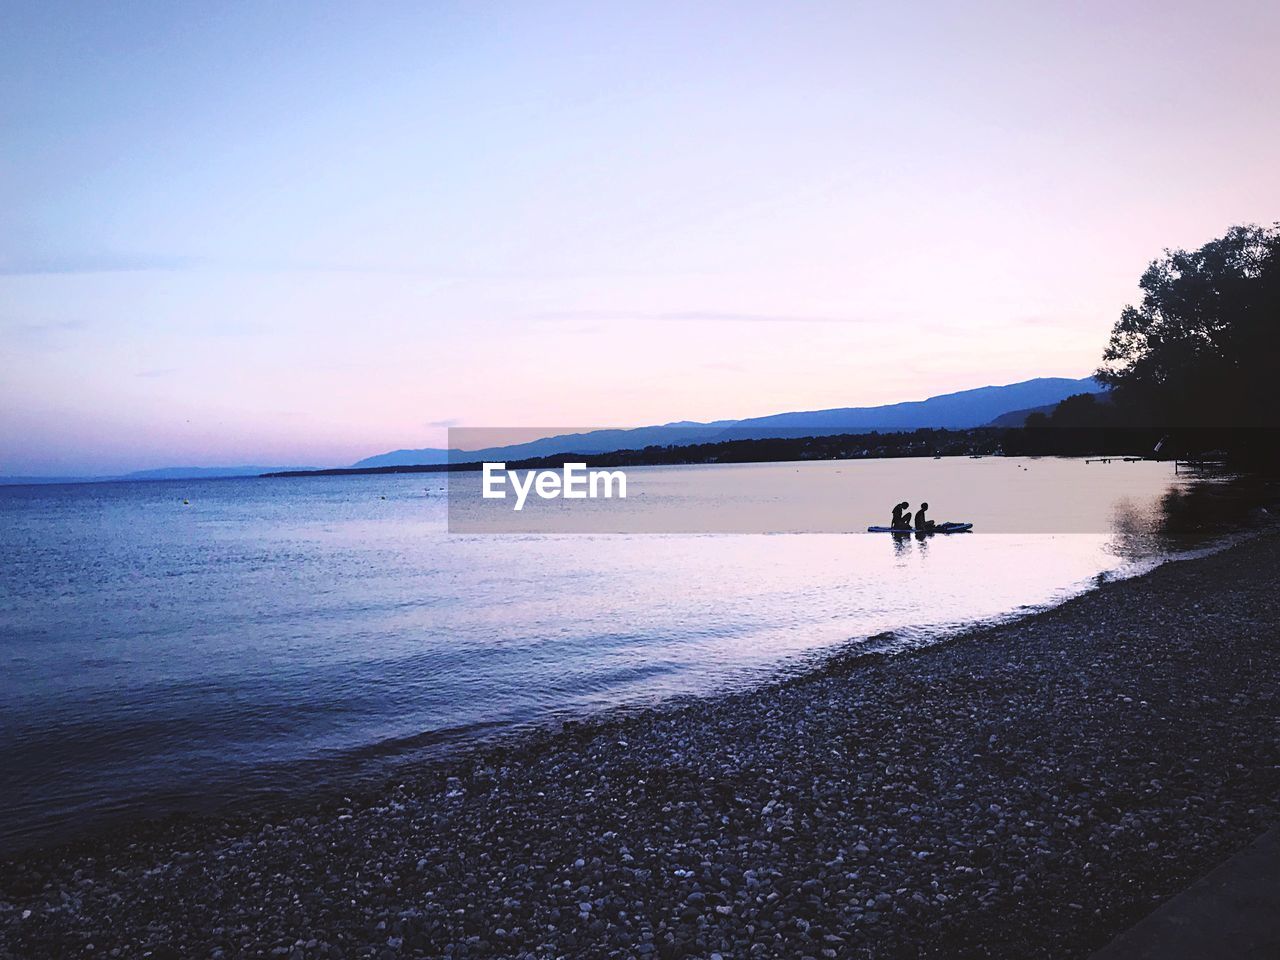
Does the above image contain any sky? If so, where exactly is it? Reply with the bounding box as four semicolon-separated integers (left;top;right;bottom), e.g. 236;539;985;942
3;0;1278;475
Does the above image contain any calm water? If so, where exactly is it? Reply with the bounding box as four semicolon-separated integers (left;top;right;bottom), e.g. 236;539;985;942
0;457;1245;850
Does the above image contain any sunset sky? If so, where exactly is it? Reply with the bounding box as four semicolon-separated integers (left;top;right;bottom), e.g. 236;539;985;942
3;0;1278;474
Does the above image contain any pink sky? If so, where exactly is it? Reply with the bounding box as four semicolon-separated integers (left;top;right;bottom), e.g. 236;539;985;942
3;1;1278;474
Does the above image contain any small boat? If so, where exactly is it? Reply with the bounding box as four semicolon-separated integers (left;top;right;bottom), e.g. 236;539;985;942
866;522;973;534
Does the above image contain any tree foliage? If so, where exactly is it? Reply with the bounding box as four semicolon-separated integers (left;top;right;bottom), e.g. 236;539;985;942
1097;224;1280;427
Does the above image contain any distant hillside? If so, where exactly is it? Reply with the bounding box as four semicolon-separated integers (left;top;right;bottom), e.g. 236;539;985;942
350;424;734;469
0;476;89;487
351;449;452;468
0;466;316;487
988;389;1119;428
118;466;318;481
718;377;1103;436
353;376;1104;468
987;403;1059;428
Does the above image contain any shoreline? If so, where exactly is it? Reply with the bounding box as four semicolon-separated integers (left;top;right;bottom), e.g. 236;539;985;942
3;533;1279;958
0;525;1256;859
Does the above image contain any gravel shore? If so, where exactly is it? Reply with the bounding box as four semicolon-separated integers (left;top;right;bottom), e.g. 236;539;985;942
3;533;1279;960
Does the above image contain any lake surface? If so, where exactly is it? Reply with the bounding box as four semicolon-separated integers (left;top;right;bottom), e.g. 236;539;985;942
0;457;1249;851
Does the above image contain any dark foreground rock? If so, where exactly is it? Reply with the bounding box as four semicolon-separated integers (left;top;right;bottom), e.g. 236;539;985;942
2;534;1278;959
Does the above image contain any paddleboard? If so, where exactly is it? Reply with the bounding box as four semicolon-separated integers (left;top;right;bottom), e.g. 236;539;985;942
866;522;973;534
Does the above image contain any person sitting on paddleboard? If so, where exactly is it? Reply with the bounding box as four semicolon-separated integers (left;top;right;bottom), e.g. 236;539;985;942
891;501;912;530
914;502;936;532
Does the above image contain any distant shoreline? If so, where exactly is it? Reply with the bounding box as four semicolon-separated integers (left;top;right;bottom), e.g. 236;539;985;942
259;428;1015;478
0;468;318;488
260;425;1162;479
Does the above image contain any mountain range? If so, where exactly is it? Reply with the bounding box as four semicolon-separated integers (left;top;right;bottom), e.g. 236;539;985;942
353;376;1103;468
1;376;1102;485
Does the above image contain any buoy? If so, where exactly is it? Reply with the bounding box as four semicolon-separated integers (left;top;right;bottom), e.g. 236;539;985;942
183;499;189;505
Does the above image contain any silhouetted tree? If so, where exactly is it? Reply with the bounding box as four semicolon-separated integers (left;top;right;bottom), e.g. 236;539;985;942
1047;393;1106;427
1097;224;1280;429
1009;391;1155;457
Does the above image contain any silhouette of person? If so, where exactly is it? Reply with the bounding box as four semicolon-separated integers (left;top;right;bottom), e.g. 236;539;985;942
891;501;912;530
914;501;936;532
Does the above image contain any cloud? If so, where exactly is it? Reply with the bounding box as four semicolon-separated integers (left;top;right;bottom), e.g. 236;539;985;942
427;417;463;428
1016;314;1089;329
533;309;875;325
3;318;90;349
0;253;195;276
7;318;88;334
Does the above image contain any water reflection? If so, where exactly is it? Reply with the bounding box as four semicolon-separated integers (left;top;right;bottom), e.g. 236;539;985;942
0;458;1273;850
1108;471;1275;560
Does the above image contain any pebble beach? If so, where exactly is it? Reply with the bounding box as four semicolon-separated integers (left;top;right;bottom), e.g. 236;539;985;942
2;532;1278;960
